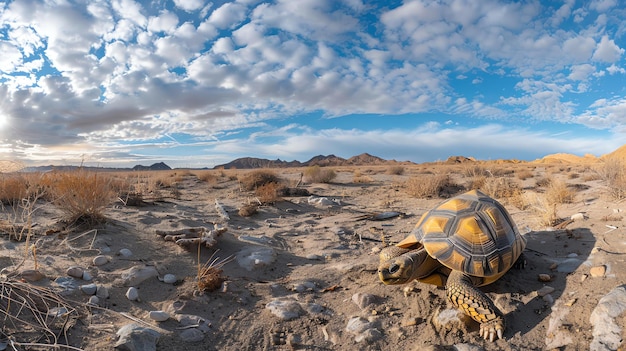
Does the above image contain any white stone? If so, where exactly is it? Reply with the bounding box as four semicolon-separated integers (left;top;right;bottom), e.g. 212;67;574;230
236;247;276;271
121;265;158;286
163;274;177;284
571;213;586;221
590;285;626;351
92;255;109;266
126;287;139;301
148;311;170;322
266;298;304;320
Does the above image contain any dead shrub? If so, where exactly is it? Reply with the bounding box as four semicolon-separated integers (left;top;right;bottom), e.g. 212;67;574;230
353;175;374;183
239;170;282;191
194;170;218;184
386;166;405;175
480;177;522;199
406;173;456;198
0;174;30;205
255;182;282;204
545;178;576;204
303;166;336;183
44;170;115;224
238;203;258;217
597;158;626;200
516;169;534;180
462;164;487;178
197;251;232;293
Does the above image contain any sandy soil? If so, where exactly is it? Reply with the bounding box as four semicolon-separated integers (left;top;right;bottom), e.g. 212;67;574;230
1;164;625;351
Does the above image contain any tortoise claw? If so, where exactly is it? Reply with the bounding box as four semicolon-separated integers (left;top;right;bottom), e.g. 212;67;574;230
479;318;504;342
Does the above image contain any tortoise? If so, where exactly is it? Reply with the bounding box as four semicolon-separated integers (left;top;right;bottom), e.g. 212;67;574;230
378;190;526;341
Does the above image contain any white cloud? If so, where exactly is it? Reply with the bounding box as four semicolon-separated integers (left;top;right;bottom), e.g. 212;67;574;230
592;35;624;63
173;0;206;12
208;2;248;29
568;64;595;81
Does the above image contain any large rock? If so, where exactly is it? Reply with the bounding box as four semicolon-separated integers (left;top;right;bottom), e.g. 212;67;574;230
115;324;160;351
120;265;158;286
590;285;626;351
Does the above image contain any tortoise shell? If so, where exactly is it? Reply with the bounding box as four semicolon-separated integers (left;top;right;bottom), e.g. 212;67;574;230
397;190;526;278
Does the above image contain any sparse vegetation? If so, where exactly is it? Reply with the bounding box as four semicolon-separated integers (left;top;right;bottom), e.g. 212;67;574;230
386;166;405;175
197;250;232;293
44;170;116;224
597;157;626;200
405;173;456;198
303;165;336;183
239;170;282;191
545;178;576;204
255;182;282;204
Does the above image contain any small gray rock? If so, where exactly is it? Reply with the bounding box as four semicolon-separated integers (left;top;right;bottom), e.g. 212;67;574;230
352;292;380;309
66;266;84;279
179;328;204;343
88;296;100;306
236;247;276;271
82;271;93;281
266;298;304;320
115;324;160;351
80;283;98;295
126;287;139;301
590;285;626;351
119;248;133;257
92;255;109;266
96;285;109;299
163;274;177;284
346;317;372;334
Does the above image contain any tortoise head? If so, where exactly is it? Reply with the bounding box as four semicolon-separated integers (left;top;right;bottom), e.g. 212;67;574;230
378;247;431;285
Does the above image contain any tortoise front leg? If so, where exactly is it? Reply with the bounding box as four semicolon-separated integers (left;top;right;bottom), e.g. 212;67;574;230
446;270;505;342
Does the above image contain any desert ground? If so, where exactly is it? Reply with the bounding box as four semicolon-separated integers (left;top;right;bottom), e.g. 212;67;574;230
1;157;626;351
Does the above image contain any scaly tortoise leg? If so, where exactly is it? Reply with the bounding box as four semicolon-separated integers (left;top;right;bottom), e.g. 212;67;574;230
446;270;505;342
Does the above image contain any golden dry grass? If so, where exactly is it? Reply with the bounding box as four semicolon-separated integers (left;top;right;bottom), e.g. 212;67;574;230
239;169;282;191
303;165;336;183
405;173;455;198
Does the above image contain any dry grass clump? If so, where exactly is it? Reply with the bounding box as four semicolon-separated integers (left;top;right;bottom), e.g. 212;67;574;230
197;251;232;293
238;203;258;217
0;174;31;205
303;166;336;183
44;170;116;224
239;170;282;191
479;177;522;200
545;178;576;204
462;164;487;178
405;173;456;198
194;170;219;184
255;182;282;204
386;166;405;175
516;168;534;180
524;192;560;227
597;157;626;200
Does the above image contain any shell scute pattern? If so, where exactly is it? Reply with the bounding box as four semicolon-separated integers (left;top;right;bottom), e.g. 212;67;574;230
410;190;525;278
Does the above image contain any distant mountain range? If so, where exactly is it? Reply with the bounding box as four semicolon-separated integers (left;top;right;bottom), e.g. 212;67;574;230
22;162;172;172
213;153;410;169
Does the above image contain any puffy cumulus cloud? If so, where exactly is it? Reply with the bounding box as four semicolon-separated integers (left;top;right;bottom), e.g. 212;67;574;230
592;35;624;63
577;97;626;130
173;0;206;12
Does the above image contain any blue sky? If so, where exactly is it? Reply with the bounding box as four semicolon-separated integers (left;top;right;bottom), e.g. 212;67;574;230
0;0;625;168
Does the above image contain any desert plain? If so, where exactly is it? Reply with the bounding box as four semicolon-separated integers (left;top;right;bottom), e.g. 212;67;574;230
2;147;626;351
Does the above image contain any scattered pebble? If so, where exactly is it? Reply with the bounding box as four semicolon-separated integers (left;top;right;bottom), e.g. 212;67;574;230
54;276;78;294
291;281;316;293
88;295;100;306
538;274;552;282
570;213;586;221
120;265;158;286
590;265;606;277
66;266;84;279
80;283;98;295
163;274;177;284
537;286;555;297
126;287;140;301
92;255;109;266
119;248;133;257
346;317;381;343
148;310;170;322
567;253;579;258
266;298;304;320
543;294;554;305
82;271;93;281
96;285;109;299
352;292;380;309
